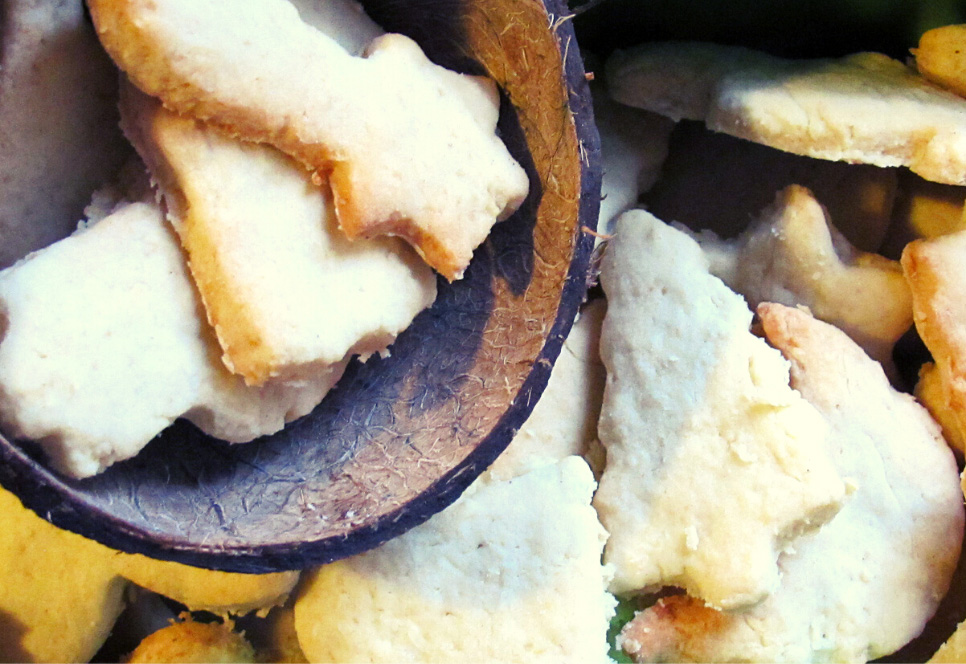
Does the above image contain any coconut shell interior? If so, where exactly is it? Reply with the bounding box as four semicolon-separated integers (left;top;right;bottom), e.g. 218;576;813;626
0;0;601;573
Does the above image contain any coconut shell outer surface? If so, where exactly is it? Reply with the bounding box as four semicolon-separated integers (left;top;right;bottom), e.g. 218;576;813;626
0;0;601;572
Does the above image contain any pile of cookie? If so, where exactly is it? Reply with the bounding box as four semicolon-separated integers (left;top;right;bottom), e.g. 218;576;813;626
593;23;966;663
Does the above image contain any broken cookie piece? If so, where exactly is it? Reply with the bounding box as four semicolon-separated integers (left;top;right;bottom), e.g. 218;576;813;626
0;200;345;477
87;0;530;280
619;303;963;663
692;184;912;372
594;210;845;610
294;457;615;663
121;86;437;386
607;42;966;185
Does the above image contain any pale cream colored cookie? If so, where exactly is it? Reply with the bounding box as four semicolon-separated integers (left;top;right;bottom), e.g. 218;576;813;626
0;200;344;477
87;0;529;280
692;185;912;371
619;304;964;662
121;85;437;386
294;457;614;663
607;42;966;185
594;210;845;610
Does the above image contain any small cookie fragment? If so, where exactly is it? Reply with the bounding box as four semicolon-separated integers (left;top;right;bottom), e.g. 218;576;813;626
619;303;963;663
607;42;966;185
87;0;529;280
121;86;437;386
594;211;845;609
902;229;966;455
643;121;897;252
294;457;615;663
125;617;256;664
692;184;912;370
0;201;344;477
915;24;966;99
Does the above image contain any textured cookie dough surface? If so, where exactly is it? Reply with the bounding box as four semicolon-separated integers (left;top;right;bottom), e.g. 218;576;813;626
294;457;615;663
620;304;963;663
88;0;530;280
594;211;845;609
121;86;437;386
0;200;344;477
607;42;966;186
692;185;912;370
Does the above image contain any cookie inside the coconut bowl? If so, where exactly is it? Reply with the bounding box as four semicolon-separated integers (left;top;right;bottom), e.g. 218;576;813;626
0;0;601;576
573;0;966;662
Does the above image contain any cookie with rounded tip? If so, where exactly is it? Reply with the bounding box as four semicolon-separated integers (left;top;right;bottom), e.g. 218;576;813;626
120;84;437;387
618;303;963;663
607;42;966;186
594;210;845;610
87;0;529;281
0;200;346;477
691;184;912;373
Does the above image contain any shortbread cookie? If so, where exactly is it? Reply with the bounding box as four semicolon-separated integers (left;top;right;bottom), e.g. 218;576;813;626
916;362;966;453
644;121;897;252
0;0;130;268
0;200;345;477
607;42;966;186
692;185;912;371
901;229;966;458
87;0;530;280
619;303;963;663
487;299;606;480
294;457;615;663
915;24;966;99
121;86;437;385
594;211;845;609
